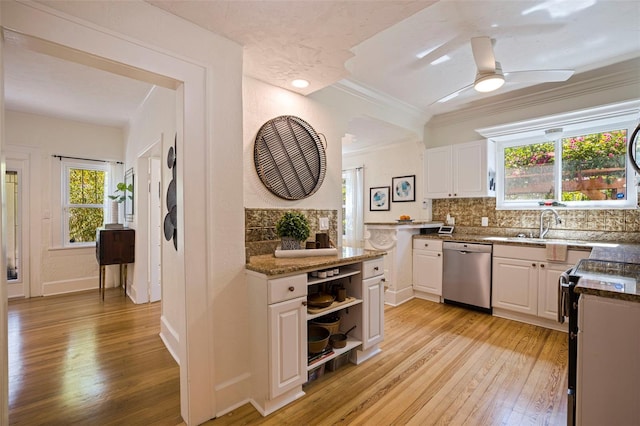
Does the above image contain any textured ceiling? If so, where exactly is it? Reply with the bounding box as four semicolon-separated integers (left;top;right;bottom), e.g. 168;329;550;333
3;0;639;149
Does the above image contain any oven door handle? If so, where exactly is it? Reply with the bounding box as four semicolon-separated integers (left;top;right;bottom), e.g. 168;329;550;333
558;270;571;324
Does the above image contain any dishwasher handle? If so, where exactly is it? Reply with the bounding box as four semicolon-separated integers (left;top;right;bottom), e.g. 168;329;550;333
442;241;492;254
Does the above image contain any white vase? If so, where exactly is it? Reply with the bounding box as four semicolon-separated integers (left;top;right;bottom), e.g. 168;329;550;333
110;201;120;224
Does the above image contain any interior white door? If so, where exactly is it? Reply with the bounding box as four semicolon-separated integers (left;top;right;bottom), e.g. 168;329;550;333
149;157;162;302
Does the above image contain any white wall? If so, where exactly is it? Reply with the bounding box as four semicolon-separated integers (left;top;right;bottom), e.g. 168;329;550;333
4;110;124;296
122;86;176;312
243;76;343;211
343;140;429;223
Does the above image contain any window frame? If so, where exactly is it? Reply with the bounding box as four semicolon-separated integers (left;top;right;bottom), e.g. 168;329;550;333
61;160;109;247
482;102;640;210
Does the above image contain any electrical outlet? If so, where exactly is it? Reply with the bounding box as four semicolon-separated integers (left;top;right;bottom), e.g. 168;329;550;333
481;217;489;227
319;217;329;230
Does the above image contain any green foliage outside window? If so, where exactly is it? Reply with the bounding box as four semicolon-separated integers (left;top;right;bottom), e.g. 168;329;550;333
503;129;627;202
67;168;106;243
69;208;104;243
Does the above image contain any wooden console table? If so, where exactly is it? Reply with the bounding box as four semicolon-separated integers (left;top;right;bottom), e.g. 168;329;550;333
96;228;135;300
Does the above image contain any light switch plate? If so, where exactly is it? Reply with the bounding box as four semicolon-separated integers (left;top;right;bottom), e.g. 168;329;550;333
319;217;329;230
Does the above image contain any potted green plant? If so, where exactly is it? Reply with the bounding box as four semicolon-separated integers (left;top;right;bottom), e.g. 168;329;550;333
107;182;133;224
275;211;310;250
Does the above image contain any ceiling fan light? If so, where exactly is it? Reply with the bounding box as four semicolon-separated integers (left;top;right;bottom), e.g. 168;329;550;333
474;72;505;92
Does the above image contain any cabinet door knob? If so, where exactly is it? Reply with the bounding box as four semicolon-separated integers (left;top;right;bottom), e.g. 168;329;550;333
532;263;536;267
374;266;379;271
540;264;545;268
424;243;429;247
302;301;307;306
437;253;441;257
288;286;295;292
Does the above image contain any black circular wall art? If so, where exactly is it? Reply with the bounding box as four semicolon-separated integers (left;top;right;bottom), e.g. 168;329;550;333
254;115;327;200
164;136;178;250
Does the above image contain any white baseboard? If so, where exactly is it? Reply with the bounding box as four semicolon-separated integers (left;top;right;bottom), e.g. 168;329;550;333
413;290;442;303
492;308;568;332
214;372;251;417
384;286;414;306
160;314;180;364
42;276;99;296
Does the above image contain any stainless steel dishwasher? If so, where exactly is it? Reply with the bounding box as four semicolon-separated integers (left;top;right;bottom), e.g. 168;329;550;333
442;241;493;313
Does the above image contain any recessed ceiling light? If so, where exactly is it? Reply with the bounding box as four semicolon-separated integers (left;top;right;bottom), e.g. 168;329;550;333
291;79;309;88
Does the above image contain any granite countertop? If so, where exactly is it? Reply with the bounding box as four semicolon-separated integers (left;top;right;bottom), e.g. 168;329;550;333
573;246;640;302
365;220;443;227
414;233;640;303
246;246;386;277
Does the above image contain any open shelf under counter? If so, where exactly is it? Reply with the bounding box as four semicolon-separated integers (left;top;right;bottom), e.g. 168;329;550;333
306;268;361;286
307;297;362;320
306;338;361;371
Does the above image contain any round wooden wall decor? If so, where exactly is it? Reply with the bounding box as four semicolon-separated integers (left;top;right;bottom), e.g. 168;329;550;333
254;115;327;200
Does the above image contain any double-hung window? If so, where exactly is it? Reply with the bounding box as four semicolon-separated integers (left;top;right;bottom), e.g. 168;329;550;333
62;161;108;246
487;103;639;209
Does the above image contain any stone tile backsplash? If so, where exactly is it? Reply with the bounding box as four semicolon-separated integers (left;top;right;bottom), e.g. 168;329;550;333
245;208;338;261
432;198;640;243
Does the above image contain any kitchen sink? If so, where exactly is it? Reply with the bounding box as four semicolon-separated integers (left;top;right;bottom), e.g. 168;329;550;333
482;236;618;248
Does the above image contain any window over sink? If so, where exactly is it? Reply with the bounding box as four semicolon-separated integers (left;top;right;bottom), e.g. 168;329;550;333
478;101;640;210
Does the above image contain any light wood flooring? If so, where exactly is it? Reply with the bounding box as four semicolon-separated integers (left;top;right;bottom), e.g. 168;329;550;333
209;299;568;425
8;288;182;425
8;291;568;425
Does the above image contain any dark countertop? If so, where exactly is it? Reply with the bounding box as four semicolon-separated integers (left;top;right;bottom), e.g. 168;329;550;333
246;247;386;277
365;220;443;227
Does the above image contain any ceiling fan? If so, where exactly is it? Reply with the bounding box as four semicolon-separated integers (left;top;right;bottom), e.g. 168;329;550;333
436;36;574;103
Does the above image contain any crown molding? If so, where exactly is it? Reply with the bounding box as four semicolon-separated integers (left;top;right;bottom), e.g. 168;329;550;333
333;78;428;121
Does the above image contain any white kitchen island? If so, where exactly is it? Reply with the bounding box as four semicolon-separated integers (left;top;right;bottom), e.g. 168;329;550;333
245;247;386;416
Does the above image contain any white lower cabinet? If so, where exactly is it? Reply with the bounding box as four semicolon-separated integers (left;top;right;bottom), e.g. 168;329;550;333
268;296;307;398
247;256;385;416
412;239;443;301
492;257;539;315
492;244;589;328
362;275;384;350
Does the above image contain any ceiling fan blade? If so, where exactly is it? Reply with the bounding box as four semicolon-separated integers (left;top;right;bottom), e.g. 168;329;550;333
506;69;575;83
414;34;469;66
470;36;496;72
432;84;474;105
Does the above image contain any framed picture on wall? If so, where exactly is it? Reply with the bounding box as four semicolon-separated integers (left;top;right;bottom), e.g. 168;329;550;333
392;175;415;202
370;186;390;211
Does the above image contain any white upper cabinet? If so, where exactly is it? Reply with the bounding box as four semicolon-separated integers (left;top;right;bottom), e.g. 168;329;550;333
424;140;496;199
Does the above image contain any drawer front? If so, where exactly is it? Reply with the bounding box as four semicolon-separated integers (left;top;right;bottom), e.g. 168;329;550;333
413;239;443;251
363;257;384;279
268;274;307;304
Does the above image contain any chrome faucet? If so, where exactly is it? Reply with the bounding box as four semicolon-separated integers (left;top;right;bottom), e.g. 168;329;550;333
539;208;562;239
